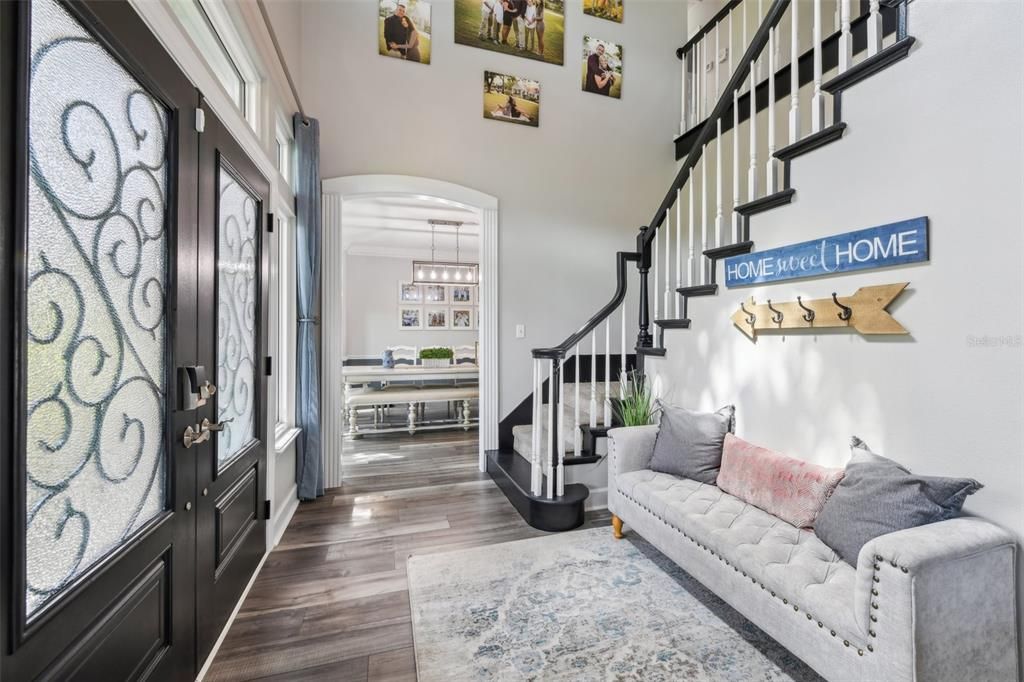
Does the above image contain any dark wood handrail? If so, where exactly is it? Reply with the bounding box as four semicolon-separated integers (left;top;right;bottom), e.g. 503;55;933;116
532;251;640;359
676;0;744;60
643;0;791;248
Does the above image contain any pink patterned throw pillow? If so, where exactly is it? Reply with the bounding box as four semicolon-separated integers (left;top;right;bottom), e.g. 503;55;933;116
716;434;845;528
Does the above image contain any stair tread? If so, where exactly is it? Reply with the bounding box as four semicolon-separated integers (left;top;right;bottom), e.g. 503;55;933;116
735;189;796;216
487;450;589;504
677;283;718;297
703;241;754;259
823;36;916;94
654;318;691;329
775;123;847;161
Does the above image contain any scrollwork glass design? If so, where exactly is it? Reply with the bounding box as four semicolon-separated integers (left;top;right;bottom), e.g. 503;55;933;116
216;165;258;465
25;0;169;617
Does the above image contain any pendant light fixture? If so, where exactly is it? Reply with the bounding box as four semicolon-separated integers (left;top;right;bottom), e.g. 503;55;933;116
412;219;479;286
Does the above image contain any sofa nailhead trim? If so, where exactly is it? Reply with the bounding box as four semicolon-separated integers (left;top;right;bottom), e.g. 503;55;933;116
867;645;874;652
793;605;799;612
870;615;877;623
871;589;878;596
857;649;864;656
843;640;850;647
806;614;812;620
869;630;876;637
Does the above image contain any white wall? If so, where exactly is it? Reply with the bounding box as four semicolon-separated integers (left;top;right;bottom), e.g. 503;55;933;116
344;253;480;358
296;0;685;417
650;0;1024;651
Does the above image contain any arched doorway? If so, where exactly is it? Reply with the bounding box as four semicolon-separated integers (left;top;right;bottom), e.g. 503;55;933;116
321;175;499;486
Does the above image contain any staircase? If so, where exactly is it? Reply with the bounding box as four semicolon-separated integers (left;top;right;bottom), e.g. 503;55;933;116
488;0;916;531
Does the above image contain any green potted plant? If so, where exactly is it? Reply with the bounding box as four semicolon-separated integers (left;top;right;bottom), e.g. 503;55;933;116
419;346;454;368
613;370;660;426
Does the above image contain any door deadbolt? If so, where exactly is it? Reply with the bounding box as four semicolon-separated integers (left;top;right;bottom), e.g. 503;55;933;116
185;501;192;511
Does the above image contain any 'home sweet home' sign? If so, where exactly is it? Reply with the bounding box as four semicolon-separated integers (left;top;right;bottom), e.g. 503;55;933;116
724;217;929;288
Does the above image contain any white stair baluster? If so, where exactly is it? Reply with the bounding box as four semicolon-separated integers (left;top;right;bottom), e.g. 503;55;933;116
715;119;723;247
546;359;554;499
604;319;611;426
675;188;682;317
620;303;626;387
732;86;740;243
812;0;825;133
727;8;733;86
839;0;852;73
766;28;777;194
557;358;564;497
700;150;708;283
833;0;841;33
867;0;881;57
714;21;720;102
789;0;800;144
531;358;540;494
574;344;581;456
756;0;765;80
590;330;597;428
664;206;671;317
741;0;748;94
680;51;689;135
748;63;758;202
691;48;698;126
688;180;695;285
653;223;659;322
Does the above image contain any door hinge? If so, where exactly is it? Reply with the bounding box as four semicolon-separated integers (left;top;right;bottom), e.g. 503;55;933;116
264;499;271;519
267;212;274;233
265;356;273;376
195;107;206;133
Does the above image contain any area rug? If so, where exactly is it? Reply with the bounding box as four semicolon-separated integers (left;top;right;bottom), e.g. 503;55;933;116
407;527;822;681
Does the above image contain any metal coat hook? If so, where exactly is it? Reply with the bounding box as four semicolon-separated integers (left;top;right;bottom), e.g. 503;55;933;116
831;292;853;321
797;296;815;323
767;299;784;324
740;300;756;326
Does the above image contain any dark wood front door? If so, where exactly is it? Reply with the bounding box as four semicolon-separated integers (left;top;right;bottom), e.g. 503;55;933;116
194;102;269;667
1;1;268;679
0;0;199;679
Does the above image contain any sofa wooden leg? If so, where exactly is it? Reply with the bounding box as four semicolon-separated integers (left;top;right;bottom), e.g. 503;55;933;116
611;515;623;539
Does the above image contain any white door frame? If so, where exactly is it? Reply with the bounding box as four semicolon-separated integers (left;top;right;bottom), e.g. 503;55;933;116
321;175;498;485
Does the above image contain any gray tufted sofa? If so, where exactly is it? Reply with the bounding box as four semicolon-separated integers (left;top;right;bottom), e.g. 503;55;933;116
607;425;1020;681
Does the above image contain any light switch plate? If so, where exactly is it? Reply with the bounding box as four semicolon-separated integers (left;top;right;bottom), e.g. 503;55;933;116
515;324;525;338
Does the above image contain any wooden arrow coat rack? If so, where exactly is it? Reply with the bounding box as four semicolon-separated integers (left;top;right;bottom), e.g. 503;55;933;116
731;283;910;340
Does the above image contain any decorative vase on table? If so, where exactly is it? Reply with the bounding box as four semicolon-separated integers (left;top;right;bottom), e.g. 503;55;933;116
382;349;395;368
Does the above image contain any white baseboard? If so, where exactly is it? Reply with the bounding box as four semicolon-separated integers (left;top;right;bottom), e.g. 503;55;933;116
195;550;268;681
584;486;608;511
272;485;300;547
197;488;299;680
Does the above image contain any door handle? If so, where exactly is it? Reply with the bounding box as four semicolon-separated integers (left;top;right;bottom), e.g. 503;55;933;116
200;380;217;401
201;417;233;433
183;423;211;449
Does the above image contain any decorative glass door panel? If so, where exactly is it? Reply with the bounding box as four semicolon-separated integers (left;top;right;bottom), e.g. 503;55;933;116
216;162;258;466
24;0;168;618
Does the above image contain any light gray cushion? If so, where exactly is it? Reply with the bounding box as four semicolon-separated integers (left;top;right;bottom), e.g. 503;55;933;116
815;436;983;565
648;403;735;484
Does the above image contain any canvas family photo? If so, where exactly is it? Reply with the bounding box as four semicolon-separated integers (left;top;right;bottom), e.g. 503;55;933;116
582;36;622;99
484;71;540;127
455;0;565;65
379;0;432;64
583;0;622;23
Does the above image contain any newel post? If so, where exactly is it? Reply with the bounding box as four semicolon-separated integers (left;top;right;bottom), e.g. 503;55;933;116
636;226;654;350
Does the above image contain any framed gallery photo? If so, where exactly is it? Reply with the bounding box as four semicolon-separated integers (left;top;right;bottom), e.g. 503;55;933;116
423;284;447;304
451;307;473;329
450;285;475;304
425;306;449;329
399;281;423;303
399;306;423;329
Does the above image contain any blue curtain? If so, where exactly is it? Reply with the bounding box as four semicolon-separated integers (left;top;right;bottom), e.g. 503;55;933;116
293;114;323;500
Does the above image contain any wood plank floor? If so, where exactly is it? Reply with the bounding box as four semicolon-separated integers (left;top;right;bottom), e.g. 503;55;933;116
206;429;611;681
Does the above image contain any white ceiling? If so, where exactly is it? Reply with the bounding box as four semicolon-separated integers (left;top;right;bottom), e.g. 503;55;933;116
342;196;481;260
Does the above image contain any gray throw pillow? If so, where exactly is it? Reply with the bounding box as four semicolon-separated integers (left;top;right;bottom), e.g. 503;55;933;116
815;437;983;565
649;402;735;484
